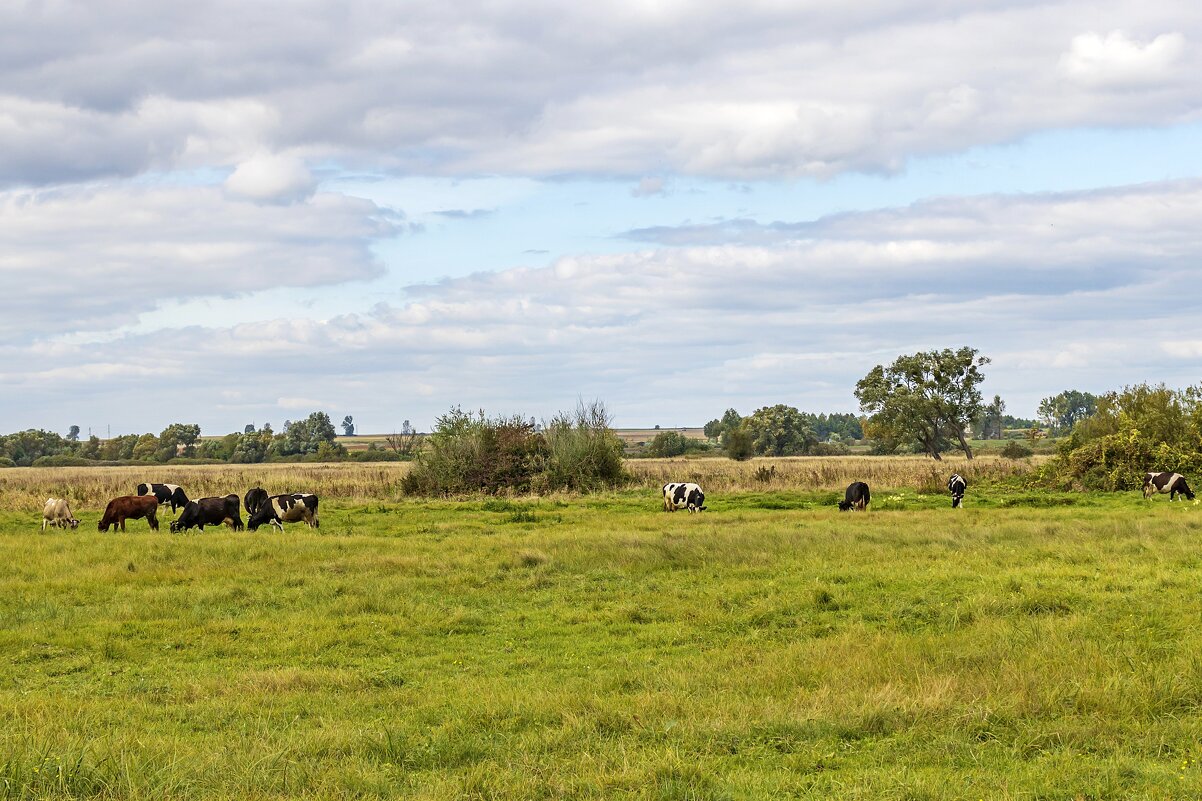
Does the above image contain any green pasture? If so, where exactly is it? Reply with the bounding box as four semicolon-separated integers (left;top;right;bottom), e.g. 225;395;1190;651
3;487;1202;799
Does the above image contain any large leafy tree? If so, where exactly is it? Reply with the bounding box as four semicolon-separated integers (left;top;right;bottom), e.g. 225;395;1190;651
855;347;990;460
742;404;818;456
1037;390;1098;433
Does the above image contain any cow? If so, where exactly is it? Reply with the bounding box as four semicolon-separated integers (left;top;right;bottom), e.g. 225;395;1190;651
171;495;244;533
948;473;967;509
136;482;190;514
1143;472;1196;501
838;481;871;511
244;487;269;517
41;498;79;531
662;482;706;512
98;495;160;532
246;493;320;532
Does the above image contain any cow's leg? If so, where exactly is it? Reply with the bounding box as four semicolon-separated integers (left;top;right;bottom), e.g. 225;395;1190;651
119;518;126;532
272;519;284;533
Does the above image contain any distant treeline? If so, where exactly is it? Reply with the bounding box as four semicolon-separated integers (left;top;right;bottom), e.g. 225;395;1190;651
0;412;414;468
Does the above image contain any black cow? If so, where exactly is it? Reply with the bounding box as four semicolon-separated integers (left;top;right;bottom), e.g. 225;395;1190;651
838;481;870;511
247;493;320;531
662;482;706;512
948;473;967;508
244;487;269;516
171;495;244;533
136;482;189;514
1143;472;1195;501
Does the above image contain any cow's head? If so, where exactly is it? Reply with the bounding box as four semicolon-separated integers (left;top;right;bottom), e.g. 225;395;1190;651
837;500;853;511
67;518;79;529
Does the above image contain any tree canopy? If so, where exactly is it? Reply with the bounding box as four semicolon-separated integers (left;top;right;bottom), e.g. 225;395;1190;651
855;347;990;460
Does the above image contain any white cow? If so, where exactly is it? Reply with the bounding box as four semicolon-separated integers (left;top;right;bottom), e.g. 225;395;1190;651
41;498;79;531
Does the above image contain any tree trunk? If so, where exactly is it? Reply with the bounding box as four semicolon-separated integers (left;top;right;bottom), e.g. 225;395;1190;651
957;429;974;459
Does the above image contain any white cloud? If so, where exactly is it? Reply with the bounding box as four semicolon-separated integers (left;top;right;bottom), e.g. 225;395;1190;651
1060;30;1186;89
224;152;316;202
5;179;1202;431
1;2;1200;184
0;184;406;341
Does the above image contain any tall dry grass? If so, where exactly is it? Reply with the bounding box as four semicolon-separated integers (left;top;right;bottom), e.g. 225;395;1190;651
0;455;1043;513
628;454;1044;493
0;462;413;512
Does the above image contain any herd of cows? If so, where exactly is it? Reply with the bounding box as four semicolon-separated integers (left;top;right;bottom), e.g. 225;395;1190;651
39;482;320;533
662;470;1196;513
32;471;1199;532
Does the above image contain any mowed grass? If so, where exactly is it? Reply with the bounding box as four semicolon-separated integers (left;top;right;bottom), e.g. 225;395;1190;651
3;485;1202;798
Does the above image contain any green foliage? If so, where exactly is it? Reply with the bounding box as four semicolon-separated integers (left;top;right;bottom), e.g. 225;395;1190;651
1041;383;1202;490
230;426;274;463
537;401;628;492
647;430;689;457
402;408;547;495
1038;389;1099;433
0;429;78;466
0;457;15;468
855;346;990;460
742;404;817;456
274;411;345;457
155;422;201;461
723;425;755;461
1000;440;1033;460
977;395;1006;439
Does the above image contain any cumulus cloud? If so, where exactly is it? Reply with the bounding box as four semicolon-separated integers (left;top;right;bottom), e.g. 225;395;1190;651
1;1;1200;184
224;152;316;202
1060;30;1186;89
5;179;1202;432
0;184;406;341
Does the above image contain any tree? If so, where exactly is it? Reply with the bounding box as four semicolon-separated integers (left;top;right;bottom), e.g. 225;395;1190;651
156;423;201;461
724;425;755;461
742;404;817;456
648;431;691;457
274;412;343;457
1038;390;1098;434
66;425;80;442
386;429;422;458
244;424;256;434
341;415;355;436
979;395;1006;440
855;347;990;460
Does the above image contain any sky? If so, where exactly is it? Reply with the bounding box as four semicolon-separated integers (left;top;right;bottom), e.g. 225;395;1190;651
3;1;1202;436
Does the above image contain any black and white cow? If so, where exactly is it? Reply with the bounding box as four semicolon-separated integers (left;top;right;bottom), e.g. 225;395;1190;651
136;482;190;514
170;494;244;533
246;493;320;531
662;482;706;512
948;473;967;508
838;481;870;511
244;487;269;517
1143;472;1195;501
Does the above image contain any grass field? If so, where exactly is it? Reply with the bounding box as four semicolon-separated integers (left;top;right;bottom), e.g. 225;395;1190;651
3;461;1202;799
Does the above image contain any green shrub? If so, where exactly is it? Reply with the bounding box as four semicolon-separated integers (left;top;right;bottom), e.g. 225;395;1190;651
30;455;94;467
538;401;628;492
402;408;546;496
724;426;755;461
1000;441;1033;460
0;456;15;468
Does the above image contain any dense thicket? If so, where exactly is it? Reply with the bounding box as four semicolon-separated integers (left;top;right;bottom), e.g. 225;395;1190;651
1040;383;1202;490
402;402;627;496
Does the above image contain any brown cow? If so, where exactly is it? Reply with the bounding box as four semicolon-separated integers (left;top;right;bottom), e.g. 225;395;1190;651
98;495;160;532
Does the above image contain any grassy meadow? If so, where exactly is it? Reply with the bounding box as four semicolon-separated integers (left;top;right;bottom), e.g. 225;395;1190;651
3;458;1202;799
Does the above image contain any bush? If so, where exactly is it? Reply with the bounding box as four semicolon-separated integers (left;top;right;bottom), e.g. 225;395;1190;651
30;455;95;467
538;401;628;492
0;457;15;468
402;408;547;496
1000;441;1033;460
724;426;755;461
811;441;851;456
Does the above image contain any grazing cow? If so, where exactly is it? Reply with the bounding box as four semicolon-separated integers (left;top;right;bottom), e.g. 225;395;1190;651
244;487;269;517
1143;472;1196;501
171;495;244;533
135;482;190;514
948;473;967;509
246;493;320;532
41;498;79;531
98;495;160;532
838;481;871;511
662;482;707;512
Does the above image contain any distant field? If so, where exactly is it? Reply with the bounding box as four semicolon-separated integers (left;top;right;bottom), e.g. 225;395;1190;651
2;476;1201;799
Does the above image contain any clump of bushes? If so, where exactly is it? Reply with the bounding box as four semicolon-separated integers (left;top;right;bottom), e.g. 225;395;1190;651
1000;441;1033;460
1037;383;1202;490
402;401;627;496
